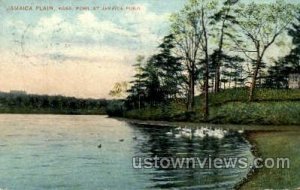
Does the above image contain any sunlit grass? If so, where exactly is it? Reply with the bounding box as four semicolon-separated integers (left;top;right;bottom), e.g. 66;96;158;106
241;131;300;189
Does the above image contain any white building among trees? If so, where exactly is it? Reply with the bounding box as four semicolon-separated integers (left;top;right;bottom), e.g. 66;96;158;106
289;74;300;89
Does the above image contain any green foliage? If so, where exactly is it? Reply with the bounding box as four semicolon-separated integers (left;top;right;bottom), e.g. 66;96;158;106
265;10;300;88
124;102;187;121
126;36;184;109
122;0;300;125
105;100;124;117
0;92;108;114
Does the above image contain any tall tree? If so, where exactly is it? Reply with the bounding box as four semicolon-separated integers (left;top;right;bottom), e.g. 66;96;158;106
211;0;239;93
170;2;203;111
171;0;219;120
142;59;164;105
282;10;300;74
234;1;295;101
152;35;184;100
200;0;211;120
126;56;146;110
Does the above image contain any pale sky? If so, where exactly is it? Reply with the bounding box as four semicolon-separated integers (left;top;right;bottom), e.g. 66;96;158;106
0;0;298;98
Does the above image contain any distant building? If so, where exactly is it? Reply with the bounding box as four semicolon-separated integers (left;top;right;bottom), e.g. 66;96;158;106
288;74;300;89
10;90;27;95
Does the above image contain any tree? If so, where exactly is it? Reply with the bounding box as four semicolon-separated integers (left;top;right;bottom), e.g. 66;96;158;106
220;55;245;88
234;1;295;101
286;11;300;75
142;59;164;105
211;0;239;93
151;35;184;100
170;2;204;111
171;0;220;120
265;11;300;88
126;56;146;110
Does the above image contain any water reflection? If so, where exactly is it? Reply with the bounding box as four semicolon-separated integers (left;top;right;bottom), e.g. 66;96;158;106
131;124;254;189
0;115;254;190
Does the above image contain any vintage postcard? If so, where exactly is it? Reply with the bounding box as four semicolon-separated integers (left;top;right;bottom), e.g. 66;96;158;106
0;0;299;189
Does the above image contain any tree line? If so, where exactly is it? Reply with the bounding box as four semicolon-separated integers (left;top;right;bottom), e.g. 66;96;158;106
120;0;300;120
0;92;108;114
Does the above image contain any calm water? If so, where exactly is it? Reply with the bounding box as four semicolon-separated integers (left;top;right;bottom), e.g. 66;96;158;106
0;115;254;190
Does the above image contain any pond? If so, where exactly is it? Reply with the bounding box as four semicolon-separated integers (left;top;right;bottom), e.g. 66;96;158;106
0;115;254;189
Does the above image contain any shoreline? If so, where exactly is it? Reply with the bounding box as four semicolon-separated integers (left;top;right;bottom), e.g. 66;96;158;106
117;117;300;189
234;131;262;190
114;116;300;131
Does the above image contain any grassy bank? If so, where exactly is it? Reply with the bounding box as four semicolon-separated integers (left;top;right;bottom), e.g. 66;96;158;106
122;89;300;125
241;131;300;189
210;101;300;125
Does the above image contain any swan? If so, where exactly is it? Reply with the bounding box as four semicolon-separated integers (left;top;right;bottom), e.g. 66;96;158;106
181;131;192;139
200;128;226;139
212;129;226;139
182;128;192;133
238;129;244;134
166;131;173;136
194;129;206;138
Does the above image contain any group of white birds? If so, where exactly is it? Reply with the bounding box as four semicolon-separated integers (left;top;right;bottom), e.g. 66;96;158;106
166;127;244;139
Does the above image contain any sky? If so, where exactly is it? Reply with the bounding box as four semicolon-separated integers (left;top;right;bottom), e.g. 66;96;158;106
0;0;298;99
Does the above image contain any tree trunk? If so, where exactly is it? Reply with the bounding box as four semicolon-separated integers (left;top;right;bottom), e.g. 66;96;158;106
214;19;226;93
204;61;209;120
202;8;209;121
138;94;141;110
191;77;195;110
249;59;261;102
215;67;221;93
211;76;215;92
187;71;195;111
187;75;192;111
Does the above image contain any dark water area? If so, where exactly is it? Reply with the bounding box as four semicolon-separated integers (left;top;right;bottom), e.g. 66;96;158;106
0;115;254;190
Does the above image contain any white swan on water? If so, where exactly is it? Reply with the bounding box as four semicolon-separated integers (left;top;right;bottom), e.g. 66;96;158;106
238;129;244;134
210;129;226;139
166;127;227;139
166;131;173;136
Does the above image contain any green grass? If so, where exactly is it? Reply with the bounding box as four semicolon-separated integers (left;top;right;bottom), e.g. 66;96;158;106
241;131;300;189
122;89;300;125
210;101;300;125
195;88;300;107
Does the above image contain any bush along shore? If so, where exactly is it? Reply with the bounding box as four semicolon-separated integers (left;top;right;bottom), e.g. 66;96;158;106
108;88;300;125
